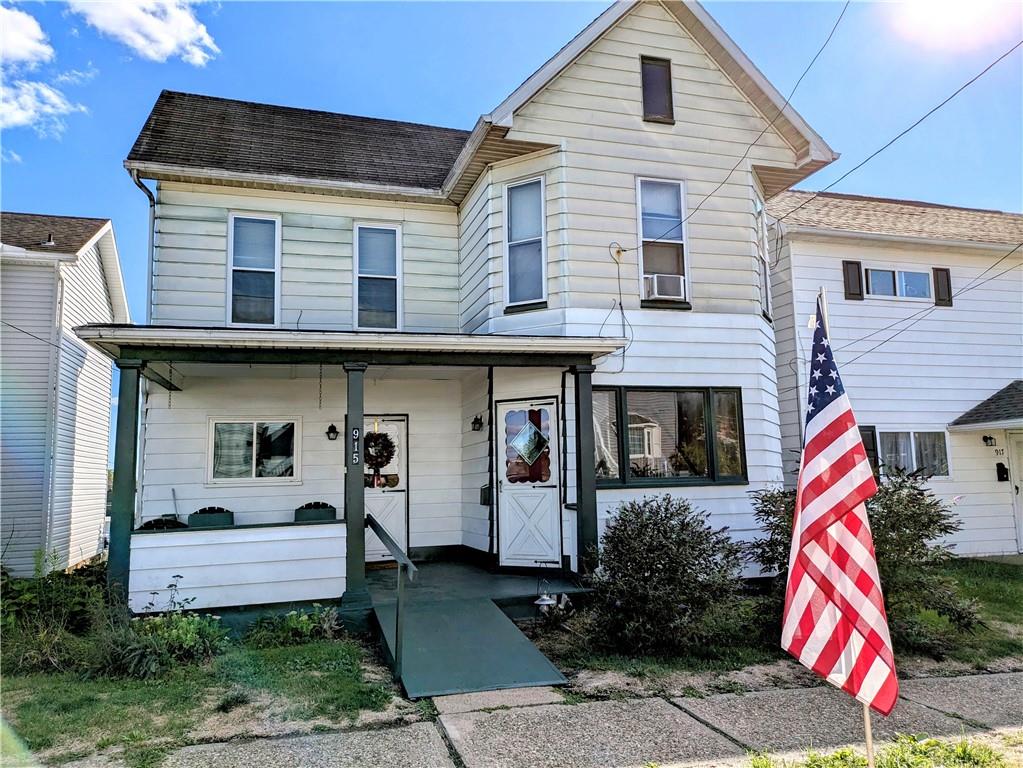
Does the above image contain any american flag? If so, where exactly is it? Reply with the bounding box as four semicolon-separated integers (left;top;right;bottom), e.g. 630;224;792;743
781;295;898;716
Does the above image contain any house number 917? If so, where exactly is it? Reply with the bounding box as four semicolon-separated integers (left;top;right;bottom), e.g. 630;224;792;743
350;427;361;465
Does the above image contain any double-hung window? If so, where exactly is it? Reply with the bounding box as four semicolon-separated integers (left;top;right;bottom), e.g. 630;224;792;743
866;268;931;299
754;191;771;318
228;213;280;325
355;224;401;330
505;177;546;307
208;418;300;483
867;428;950;477
638;179;687;302
594;387;746;486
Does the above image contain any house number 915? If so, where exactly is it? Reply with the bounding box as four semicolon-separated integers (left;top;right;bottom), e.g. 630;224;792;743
351;427;361;465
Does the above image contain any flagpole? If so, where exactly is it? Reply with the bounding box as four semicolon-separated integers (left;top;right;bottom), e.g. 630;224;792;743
818;286;831;336
863;703;876;768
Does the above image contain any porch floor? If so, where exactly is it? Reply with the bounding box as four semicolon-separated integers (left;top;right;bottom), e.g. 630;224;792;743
367;562;585;699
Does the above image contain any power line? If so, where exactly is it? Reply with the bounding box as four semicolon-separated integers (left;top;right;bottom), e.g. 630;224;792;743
1;320;62;350
620;0;851;251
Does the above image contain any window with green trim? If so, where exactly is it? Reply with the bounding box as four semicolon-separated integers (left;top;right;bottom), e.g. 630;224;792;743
593;387;747;486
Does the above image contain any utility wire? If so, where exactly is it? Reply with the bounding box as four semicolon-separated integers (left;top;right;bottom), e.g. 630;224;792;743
1;320;62;350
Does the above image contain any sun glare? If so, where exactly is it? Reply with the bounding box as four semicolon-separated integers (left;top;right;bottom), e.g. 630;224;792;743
886;0;1023;52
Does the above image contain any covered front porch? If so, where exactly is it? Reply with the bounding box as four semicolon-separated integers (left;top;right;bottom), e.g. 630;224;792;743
78;324;622;693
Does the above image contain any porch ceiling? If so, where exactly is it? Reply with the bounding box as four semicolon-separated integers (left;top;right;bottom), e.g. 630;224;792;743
75;324;625;369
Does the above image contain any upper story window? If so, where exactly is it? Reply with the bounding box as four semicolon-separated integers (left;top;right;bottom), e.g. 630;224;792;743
866;268;931;299
228;213;280;326
505;177;546;308
753;191;771;319
638;178;687;302
355;224;401;330
640;56;674;123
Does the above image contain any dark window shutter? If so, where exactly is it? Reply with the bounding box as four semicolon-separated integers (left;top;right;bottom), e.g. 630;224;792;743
933;267;953;306
859;426;879;478
842;260;864;300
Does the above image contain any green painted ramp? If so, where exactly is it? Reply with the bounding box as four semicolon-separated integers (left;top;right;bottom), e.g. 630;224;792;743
374;597;567;698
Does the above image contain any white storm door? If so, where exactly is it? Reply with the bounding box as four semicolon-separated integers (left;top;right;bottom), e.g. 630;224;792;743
364;416;408;562
497;399;561;567
1009;433;1023;554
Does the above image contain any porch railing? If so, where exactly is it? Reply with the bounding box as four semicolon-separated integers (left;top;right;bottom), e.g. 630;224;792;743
365;513;417;682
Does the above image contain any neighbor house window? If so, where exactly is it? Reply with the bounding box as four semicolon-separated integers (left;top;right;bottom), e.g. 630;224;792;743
640;56;674;122
638;179;687;302
866;268;931;299
593;387;746;486
228;213;280;325
505;177;546;307
876;429;949;477
355;224;401;329
208;419;300;482
754;191;771;318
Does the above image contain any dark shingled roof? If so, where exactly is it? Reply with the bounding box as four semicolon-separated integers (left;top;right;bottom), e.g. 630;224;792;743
127;90;472;190
1;212;109;254
951;381;1023;427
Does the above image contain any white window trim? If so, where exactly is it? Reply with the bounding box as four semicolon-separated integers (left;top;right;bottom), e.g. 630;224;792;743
206;416;303;486
864;266;932;302
353;222;403;331
753;188;771;318
877;428;951;478
635;176;691;302
226;211;282;328
503;175;547;308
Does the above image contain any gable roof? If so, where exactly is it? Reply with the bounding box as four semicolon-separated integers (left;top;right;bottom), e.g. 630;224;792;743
950;380;1023;429
127;90;471;194
1;211;109;254
768;191;1023;247
1;212;131;323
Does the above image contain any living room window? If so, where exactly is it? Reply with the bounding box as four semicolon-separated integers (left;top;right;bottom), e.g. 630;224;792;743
228;213;280;326
593;387;746;486
208;418;300;483
640;56;674;123
638;178;688;303
875;429;950;477
505;177;546;308
355;223;402;330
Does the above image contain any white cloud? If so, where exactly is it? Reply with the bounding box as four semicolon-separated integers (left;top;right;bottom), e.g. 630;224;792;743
68;0;219;67
2;148;24;164
0;4;55;68
0;80;87;137
54;63;99;85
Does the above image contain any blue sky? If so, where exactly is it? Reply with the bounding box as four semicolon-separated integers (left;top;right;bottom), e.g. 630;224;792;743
2;0;1021;326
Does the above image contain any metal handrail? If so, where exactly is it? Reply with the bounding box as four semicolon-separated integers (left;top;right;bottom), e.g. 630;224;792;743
365;513;416;682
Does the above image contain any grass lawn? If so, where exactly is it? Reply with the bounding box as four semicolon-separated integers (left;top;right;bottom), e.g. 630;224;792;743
750;733;1014;768
929;557;1023;666
2;640;392;768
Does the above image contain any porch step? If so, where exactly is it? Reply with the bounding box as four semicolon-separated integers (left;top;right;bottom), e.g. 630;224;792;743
374;597;567;699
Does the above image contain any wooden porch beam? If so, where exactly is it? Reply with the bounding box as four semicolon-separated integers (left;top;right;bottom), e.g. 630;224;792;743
141;364;181;391
109;360;142;601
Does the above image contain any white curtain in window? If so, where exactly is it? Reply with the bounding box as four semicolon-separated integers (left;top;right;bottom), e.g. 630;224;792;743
358;227;397;276
213;423;253;478
914;432;948;476
879;431;912;472
233;218;276;269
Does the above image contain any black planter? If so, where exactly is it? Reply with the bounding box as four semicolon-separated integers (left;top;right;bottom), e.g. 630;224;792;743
188;509;234;528
294;503;337;523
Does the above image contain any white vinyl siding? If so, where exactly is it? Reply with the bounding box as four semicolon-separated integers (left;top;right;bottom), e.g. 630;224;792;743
151;184;458;332
0;262;58;575
775;235;1023;555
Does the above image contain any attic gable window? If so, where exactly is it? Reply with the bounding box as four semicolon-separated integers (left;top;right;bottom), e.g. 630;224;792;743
228;213;280;326
641;56;674;123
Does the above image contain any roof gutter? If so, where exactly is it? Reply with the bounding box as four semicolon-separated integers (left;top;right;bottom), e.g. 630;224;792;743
948;418;1023;432
129;169;156;323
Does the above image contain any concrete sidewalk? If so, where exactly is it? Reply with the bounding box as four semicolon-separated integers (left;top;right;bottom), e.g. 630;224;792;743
152;671;1022;768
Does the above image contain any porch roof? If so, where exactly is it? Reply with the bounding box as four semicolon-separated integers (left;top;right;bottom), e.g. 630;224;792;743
75;324;625;369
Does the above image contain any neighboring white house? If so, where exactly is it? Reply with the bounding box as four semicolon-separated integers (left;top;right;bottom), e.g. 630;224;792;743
769;191;1023;556
1;212;130;576
78;0;839;618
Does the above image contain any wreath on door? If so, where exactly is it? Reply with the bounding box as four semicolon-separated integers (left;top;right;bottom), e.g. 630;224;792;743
364;431;396;488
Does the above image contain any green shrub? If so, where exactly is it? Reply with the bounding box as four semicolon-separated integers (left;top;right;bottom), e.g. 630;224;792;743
590;495;745;655
1;555;106;634
244;604;343;649
748;470;980;656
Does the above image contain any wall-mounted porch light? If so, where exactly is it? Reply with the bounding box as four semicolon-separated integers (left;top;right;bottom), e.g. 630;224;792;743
471;414;484;432
982;435;996;447
325;423;340;441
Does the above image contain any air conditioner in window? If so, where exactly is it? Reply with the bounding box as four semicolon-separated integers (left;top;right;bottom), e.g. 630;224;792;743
643;274;686;300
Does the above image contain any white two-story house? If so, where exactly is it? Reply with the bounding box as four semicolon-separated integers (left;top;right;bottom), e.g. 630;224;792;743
770;191;1023;556
77;0;837;695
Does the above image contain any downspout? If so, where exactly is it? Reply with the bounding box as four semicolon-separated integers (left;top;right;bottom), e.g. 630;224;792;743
129;169;156;527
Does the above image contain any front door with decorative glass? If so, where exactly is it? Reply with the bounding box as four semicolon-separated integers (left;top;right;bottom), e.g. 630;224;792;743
364;415;408;562
496;399;561;567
